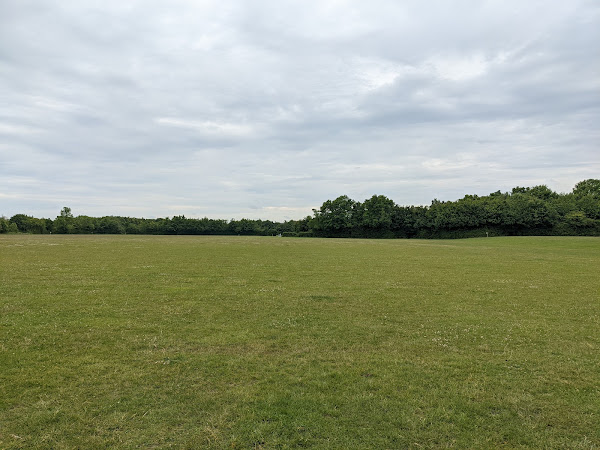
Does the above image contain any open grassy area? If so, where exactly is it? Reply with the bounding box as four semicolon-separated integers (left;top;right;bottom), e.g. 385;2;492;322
1;235;599;448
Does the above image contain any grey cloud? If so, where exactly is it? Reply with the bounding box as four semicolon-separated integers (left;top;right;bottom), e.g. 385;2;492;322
1;0;598;221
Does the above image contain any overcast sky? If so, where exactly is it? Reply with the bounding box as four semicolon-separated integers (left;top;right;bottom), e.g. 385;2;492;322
1;1;598;221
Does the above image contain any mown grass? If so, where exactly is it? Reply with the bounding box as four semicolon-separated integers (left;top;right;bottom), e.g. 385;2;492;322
1;235;599;448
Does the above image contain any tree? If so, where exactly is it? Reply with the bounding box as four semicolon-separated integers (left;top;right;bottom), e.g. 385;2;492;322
564;211;594;228
73;215;96;234
527;185;558;201
60;207;73;218
511;185;558;200
573;179;600;199
504;194;555;231
570;180;600;220
360;195;396;229
230;218;258;235
9;214;48;233
97;217;125;234
311;195;358;236
9;214;32;232
0;217;18;233
53;207;74;233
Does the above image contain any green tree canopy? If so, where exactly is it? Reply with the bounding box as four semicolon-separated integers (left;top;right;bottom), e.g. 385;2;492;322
573;179;600;198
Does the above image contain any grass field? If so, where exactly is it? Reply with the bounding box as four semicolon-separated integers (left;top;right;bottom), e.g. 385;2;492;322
1;235;599;448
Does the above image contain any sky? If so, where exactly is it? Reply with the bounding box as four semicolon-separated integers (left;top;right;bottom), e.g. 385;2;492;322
1;0;599;221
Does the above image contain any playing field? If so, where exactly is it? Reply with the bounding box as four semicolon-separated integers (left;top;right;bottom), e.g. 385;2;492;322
1;235;598;448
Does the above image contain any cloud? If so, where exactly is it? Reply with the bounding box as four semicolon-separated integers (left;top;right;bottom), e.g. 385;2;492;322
156;118;255;137
1;0;598;221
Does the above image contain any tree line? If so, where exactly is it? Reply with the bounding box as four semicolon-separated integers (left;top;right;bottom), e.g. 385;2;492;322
2;179;599;238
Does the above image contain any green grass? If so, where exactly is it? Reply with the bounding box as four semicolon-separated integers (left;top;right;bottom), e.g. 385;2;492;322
1;235;599;448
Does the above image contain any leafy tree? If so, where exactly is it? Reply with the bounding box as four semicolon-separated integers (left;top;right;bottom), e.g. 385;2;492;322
10;214;48;233
10;214;32;232
1;217;19;233
60;207;73;218
504;194;555;231
73;215;96;234
571;179;600;220
230;218;258;235
53;207;75;233
573;179;600;198
43;218;53;231
311;195;358;236
527;185;558;201
97;217;125;234
564;211;594;228
361;195;396;229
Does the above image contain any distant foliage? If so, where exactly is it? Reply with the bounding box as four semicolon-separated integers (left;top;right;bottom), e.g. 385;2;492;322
0;217;19;233
7;214;50;234
6;179;600;238
310;179;600;238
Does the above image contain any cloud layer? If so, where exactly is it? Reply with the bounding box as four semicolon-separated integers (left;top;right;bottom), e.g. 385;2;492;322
1;0;598;220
